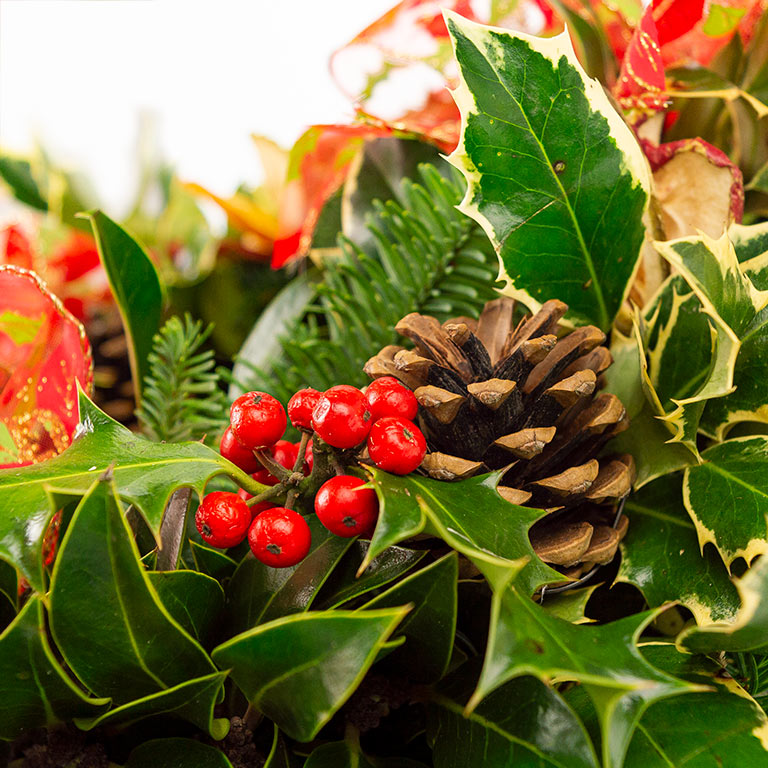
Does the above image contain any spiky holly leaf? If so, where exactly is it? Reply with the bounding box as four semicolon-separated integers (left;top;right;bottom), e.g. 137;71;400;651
684;436;768;568
618;474;740;625
0;596;109;740
698;224;768;436
679;554;768;652
622;644;768;766
49;478;217;705
362;468;560;594
212;608;408;742
445;12;650;330
429;670;600;768
0;390;258;591
472;583;698;768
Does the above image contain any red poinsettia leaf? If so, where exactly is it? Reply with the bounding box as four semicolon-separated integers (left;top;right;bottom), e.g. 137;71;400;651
1;224;36;271
615;6;667;115
652;0;706;47
642;137;744;239
0;266;93;468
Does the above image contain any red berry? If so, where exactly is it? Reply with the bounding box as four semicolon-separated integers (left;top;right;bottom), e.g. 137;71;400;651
272;439;299;471
312;385;372;449
304;439;313;474
230;391;286;450
288;388;322;431
219;427;260;473
315;475;378;538
248;507;311;568
365;377;418;422
196;492;251;548
367;417;427;475
249;500;275;518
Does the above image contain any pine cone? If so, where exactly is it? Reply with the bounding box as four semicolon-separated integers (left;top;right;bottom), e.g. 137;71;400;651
364;297;634;575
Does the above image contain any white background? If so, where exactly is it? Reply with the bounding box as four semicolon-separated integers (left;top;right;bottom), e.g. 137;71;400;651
0;0;394;217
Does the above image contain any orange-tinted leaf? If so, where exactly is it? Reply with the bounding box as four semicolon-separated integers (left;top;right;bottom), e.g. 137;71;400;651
1;225;36;271
643;137;744;239
615;7;668;117
0;266;93;468
272;123;393;267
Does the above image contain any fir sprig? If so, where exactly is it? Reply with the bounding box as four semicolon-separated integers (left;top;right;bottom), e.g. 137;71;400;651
137;314;228;442
232;164;501;402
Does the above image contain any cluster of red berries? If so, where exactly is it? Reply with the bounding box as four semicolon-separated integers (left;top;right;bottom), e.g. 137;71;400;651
195;378;427;570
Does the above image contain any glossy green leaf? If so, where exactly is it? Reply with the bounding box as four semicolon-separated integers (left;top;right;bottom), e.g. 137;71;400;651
679;555;768;653
149;570;225;645
684;436;768;567
430;669;599;768
75;670;228;738
313;542;425;610
227;515;354;634
445;13;650;329
365;469;559;594
124;738;233;768
49;478;216;704
364;553;457;683
190;540;238;580
618;474;740;625
0;154;48;211
264;725;293;768
623;644;768;767
747;162;768;196
473;581;696;768
0;596;109;741
731;221;768;268
603;311;695;488
541;585;597;624
80;210;164;400
703;4;747;36
212;607;408;742
0;391;254;591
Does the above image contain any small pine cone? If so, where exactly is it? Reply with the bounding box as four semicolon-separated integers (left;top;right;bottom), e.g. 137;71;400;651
364;298;634;572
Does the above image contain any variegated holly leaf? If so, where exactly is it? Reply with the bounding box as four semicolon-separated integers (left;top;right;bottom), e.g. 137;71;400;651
655;232;768;440
445;12;650;330
618;474;740;625
603;317;695;487
471;580;698;768
679;553;768;653
0;389;260;591
683;436;768;569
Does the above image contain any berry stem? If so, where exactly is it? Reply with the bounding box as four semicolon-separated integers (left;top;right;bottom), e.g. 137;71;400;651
245;484;284;507
296;436;336;498
253;448;292;482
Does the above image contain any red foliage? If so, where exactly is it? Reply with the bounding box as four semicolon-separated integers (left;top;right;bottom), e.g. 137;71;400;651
0;266;93;468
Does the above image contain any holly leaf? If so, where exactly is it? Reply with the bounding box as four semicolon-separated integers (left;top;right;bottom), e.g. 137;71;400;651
212;607;408;742
313;542;425;610
226;515;354;635
364;553;457;684
603;320;695;487
0;596;110;741
148;570;225;646
125;738;233;768
684;436;768;568
472;581;698;768
0;390;253;591
74;671;229;739
679;551;768;652
49;477;216;705
618;474;740;624
363;468;560;594
429;669;600;768
445;12;650;330
622;644;768;767
80;210;163;400
541;585;598;624
190;540;238;580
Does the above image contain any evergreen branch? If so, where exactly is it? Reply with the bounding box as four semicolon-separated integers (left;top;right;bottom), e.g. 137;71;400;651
233;164;501;402
137;314;228;442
